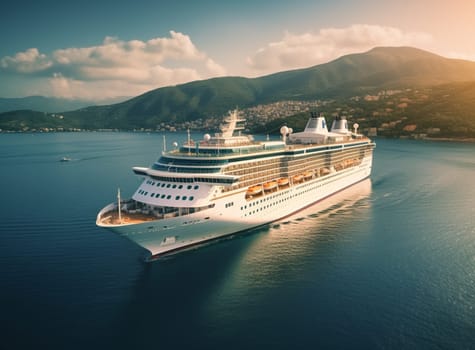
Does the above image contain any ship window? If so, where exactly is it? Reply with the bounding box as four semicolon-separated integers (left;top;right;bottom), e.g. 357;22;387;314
189;196;194;201
187;185;192;190
167;195;171;199
167;184;171;188
182;196;187;200
161;183;166;188
156;183;161;187
155;193;160;198
194;185;199;190
172;184;177;189
144;192;148;196
161;194;166;199
151;193;155;197
175;195;180;200
178;185;183;189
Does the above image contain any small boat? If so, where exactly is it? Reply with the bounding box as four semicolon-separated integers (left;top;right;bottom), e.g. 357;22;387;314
277;177;289;186
303;170;313;179
263;181;278;191
60;157;72;162
292;174;303;183
320;167;330;176
246;185;262;196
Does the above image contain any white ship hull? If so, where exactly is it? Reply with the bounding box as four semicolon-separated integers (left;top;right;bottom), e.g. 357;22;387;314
97;155;372;259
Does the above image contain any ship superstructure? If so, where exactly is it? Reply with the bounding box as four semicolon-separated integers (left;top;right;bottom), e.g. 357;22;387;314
97;110;375;260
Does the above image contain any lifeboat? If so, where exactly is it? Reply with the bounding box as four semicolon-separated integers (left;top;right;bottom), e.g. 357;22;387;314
292;174;304;183
277;177;289;187
246;185;262;196
263;181;278;191
303;170;313;179
320;168;330;176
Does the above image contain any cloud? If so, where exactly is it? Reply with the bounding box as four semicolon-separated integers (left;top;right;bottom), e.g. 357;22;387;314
247;24;434;73
0;31;226;99
0;48;52;73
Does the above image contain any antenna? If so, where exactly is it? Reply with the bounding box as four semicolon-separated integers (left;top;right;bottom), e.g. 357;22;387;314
187;128;191;155
117;188;122;224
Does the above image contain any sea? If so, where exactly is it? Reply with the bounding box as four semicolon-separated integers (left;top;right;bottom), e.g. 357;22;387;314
1;132;474;349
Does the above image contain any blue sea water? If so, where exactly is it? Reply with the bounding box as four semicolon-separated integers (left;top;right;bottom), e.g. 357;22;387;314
1;132;474;349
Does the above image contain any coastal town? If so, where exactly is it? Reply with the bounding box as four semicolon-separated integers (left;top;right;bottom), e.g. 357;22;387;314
1;87;474;140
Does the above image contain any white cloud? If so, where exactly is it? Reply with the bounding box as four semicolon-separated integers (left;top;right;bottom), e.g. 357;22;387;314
247;24;434;74
1;48;52;73
0;31;227;99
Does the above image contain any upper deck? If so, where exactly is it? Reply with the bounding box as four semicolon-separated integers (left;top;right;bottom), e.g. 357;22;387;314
133;110;374;183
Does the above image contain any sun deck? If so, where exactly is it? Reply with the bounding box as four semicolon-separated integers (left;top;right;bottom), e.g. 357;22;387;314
97;200;215;226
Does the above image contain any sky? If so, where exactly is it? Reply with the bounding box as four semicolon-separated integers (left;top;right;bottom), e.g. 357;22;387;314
1;0;474;100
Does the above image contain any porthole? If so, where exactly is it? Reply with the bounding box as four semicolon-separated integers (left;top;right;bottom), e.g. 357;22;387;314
189;196;194;201
182;196;187;200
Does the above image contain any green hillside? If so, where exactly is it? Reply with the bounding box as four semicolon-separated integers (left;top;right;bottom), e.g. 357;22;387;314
252;82;475;138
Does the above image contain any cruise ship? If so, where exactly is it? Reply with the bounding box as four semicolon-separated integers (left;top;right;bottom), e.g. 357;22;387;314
96;110;375;260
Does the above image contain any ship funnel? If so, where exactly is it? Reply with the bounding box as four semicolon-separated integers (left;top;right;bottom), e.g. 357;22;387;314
303;112;328;134
331;115;350;135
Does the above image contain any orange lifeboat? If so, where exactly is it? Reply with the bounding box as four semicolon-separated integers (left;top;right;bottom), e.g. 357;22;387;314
303;170;313;179
320;167;330;176
292;174;304;183
246;185;262;196
263;181;278;191
277;177;289;187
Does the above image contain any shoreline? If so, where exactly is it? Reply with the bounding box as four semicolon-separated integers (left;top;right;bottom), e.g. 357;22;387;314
1;129;475;144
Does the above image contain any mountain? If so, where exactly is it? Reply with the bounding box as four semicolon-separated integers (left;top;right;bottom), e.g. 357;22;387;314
63;47;475;128
0;95;131;113
2;46;475;132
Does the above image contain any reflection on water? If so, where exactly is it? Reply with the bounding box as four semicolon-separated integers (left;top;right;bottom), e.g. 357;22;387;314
202;179;373;324
239;178;372;269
